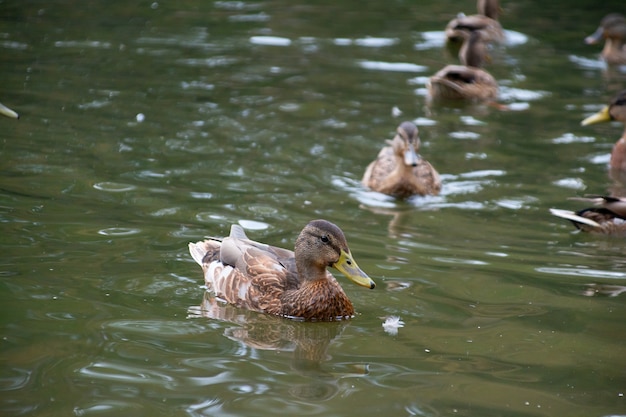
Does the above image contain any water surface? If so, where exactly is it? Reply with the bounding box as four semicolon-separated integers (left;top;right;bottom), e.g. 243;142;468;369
1;1;625;416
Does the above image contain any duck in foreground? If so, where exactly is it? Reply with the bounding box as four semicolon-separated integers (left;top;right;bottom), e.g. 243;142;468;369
550;195;626;235
188;220;375;321
0;102;19;119
584;13;626;65
581;89;626;172
445;0;504;44
362;121;441;198
428;29;498;102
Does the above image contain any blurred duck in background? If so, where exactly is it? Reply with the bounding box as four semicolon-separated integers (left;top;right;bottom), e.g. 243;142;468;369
445;0;504;44
427;29;498;102
362;121;441;198
585;13;626;65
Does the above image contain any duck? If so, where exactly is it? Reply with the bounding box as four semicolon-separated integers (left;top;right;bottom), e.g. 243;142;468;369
550;195;626;235
427;29;498;102
188;219;375;321
584;13;626;65
0;102;19;119
581;89;626;172
445;0;504;44
362;121;441;198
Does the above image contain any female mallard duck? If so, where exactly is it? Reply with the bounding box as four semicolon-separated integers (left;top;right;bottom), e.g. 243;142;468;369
581;89;626;172
188;220;375;321
362;121;441;198
0;102;19;119
445;0;504;44
427;29;498;102
585;13;626;65
550;195;626;235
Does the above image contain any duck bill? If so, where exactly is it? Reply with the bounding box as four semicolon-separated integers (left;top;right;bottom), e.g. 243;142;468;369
581;106;611;126
333;249;375;289
0;102;19;119
584;27;603;45
404;144;419;167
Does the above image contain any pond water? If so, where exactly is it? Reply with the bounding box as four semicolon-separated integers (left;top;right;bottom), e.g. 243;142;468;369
2;1;626;416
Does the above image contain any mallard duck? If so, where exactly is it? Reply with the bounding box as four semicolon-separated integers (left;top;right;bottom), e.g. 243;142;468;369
585;13;626;65
581;89;626;172
427;29;498;102
362;121;441;198
0;102;19;119
445;0;504;44
188;220;375;321
550;195;626;235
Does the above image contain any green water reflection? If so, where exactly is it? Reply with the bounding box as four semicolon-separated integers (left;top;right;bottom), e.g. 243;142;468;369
1;1;625;416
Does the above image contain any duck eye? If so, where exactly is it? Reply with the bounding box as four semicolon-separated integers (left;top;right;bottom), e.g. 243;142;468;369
320;235;329;243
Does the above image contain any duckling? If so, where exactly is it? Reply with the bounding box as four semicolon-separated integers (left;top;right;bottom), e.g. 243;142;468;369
550;195;626;235
0;102;19;119
581;89;626;172
445;0;504;44
427;29;498;102
585;13;626;65
362;121;441;198
188;220;375;321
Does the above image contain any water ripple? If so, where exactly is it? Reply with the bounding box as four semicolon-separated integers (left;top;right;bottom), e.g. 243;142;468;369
536;267;626;280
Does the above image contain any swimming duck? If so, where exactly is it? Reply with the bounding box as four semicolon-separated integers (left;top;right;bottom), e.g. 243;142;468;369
445;0;504;44
585;13;626;65
362;121;441;198
188;220;375;321
0;102;19;119
581;89;626;172
427;29;498;102
550;195;626;235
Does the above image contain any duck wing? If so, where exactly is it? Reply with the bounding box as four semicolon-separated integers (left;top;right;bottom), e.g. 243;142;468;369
189;225;299;314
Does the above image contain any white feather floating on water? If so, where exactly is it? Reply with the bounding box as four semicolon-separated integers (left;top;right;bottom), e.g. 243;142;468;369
382;316;405;336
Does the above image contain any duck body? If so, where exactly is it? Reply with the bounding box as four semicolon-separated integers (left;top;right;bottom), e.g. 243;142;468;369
550;196;626;235
581;89;626;172
188;220;375;321
428;30;498;102
585;13;626;65
445;0;504;44
362;121;441;198
428;64;498;102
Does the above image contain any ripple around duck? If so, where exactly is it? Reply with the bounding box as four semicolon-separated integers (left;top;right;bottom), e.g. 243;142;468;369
97;227;142;236
356;60;428;73
104;319;210;337
0;367;31;391
93;182;137;192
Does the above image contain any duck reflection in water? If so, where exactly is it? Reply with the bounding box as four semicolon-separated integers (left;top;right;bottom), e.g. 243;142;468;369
188;293;368;401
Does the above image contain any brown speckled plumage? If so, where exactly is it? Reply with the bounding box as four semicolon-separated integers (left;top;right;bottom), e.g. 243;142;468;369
362;121;441;198
188;220;375;321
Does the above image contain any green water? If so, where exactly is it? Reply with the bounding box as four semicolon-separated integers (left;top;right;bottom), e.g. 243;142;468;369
2;1;625;416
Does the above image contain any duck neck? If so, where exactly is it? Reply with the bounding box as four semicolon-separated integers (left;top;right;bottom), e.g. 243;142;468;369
282;274;354;320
